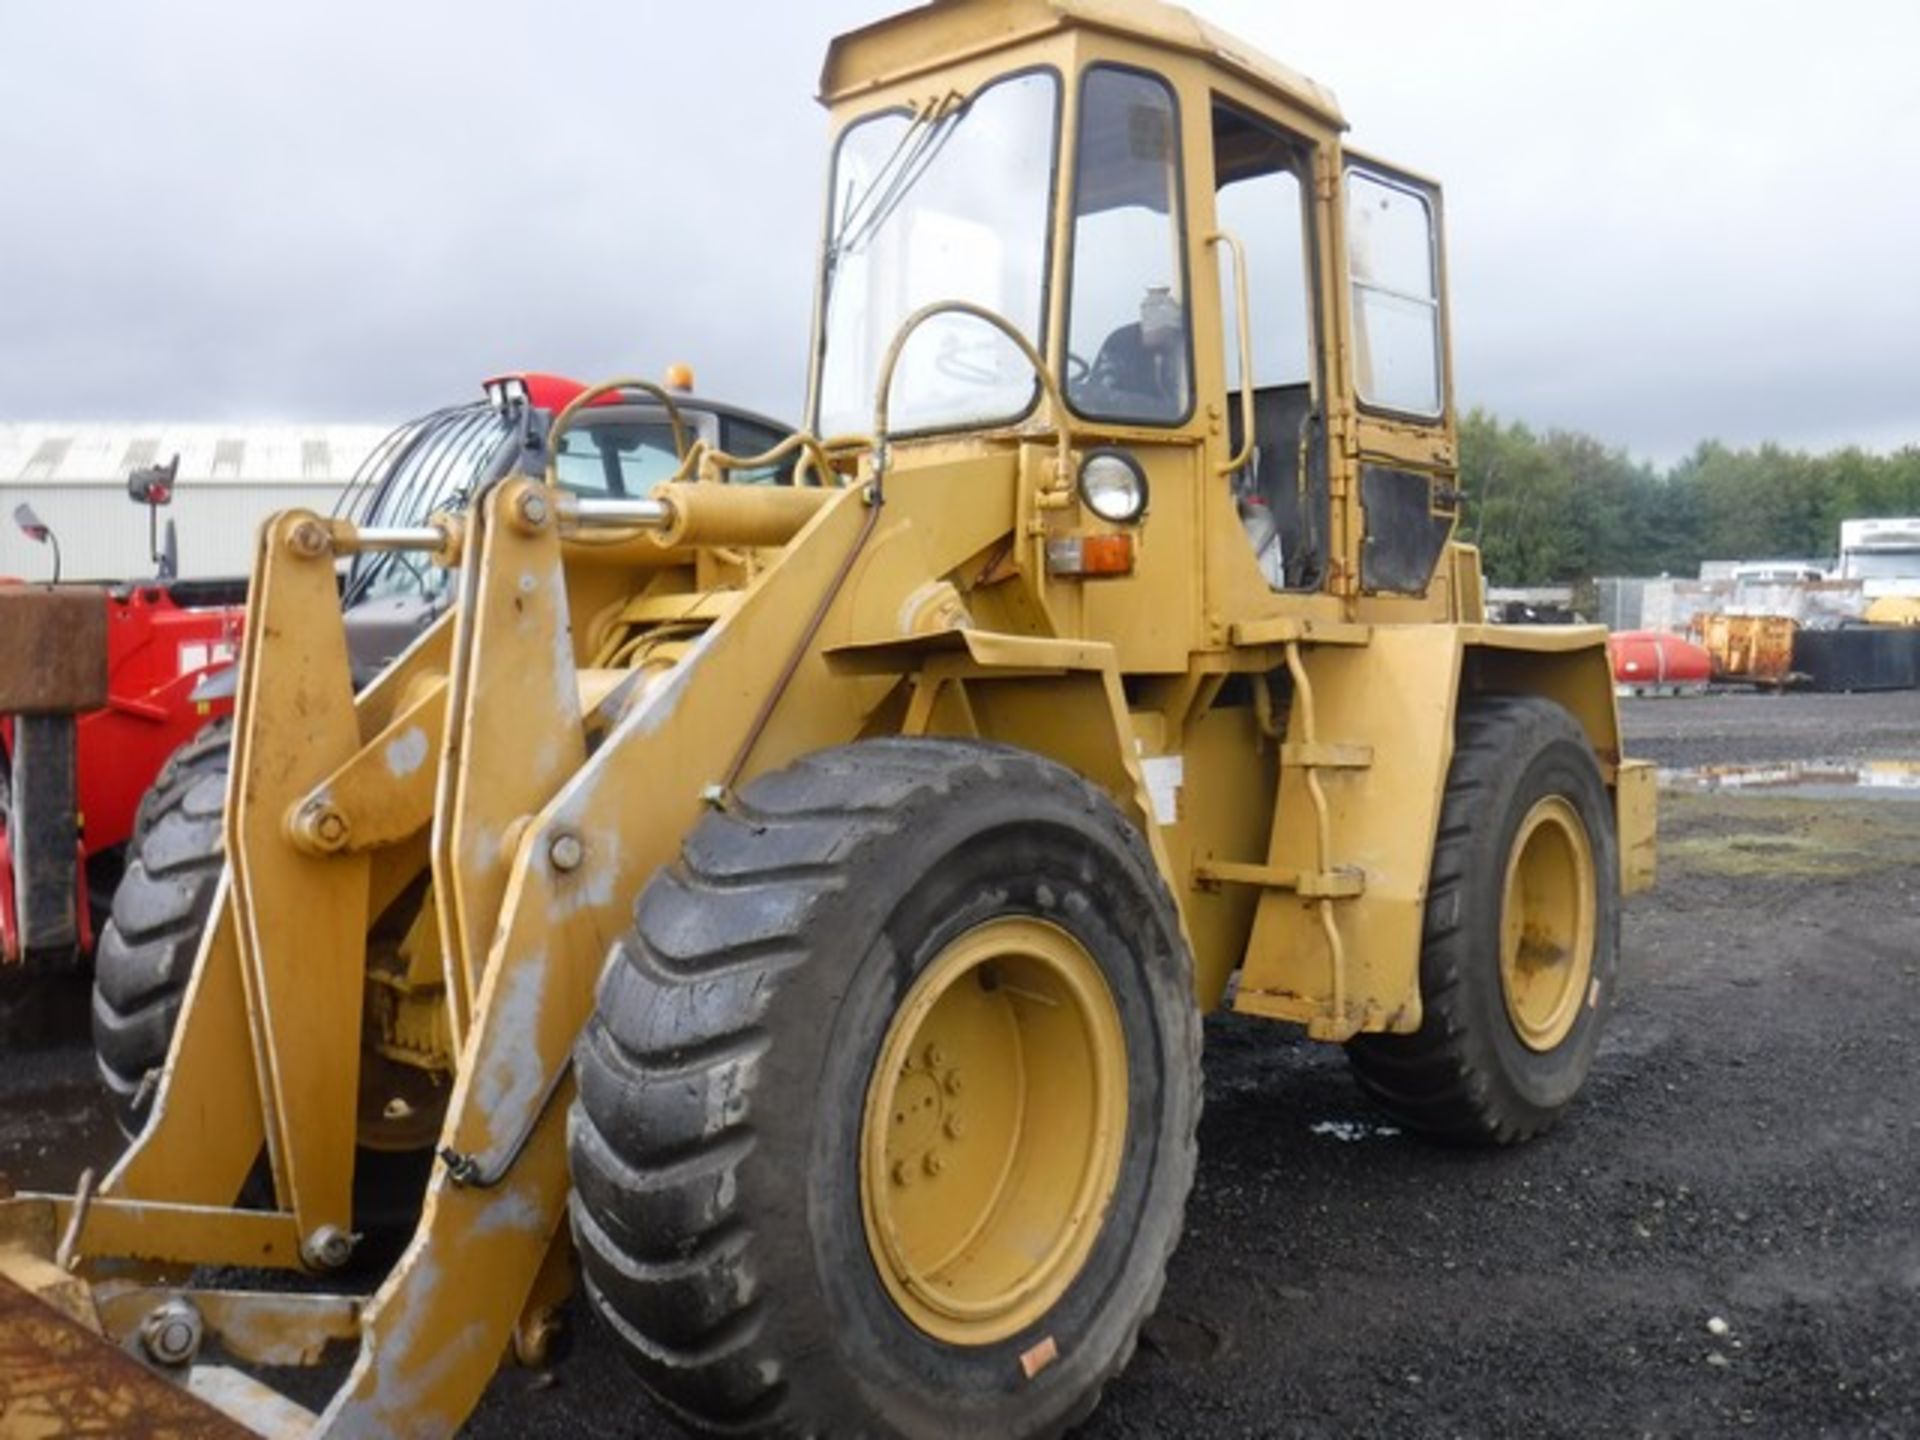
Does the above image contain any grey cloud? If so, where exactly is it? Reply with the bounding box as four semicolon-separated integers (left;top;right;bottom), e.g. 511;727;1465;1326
1;0;1915;464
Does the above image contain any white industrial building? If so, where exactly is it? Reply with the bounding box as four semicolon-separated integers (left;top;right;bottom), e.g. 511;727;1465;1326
0;422;391;581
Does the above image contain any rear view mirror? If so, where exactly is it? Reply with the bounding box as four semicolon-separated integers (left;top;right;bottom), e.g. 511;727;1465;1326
13;501;49;542
12;502;61;584
128;454;182;580
128;455;179;507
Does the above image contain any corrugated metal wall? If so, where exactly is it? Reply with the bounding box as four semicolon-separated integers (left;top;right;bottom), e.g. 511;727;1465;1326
0;480;346;580
0;422;389;581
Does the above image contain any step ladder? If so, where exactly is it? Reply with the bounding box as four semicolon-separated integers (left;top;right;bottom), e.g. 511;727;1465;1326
1196;640;1373;1041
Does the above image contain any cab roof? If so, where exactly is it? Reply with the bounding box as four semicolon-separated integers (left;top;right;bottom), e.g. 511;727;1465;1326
820;0;1344;130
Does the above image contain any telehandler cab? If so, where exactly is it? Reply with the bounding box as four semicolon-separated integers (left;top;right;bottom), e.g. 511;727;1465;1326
0;2;1655;1435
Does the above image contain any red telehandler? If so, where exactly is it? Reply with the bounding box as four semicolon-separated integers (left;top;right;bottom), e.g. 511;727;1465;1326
3;373;791;1064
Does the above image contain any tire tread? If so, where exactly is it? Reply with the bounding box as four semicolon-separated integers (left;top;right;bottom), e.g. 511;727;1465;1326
1348;696;1615;1145
90;723;229;1134
569;738;1198;1438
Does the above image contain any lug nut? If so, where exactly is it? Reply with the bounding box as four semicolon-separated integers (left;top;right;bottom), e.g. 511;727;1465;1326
140;1299;204;1367
891;1160;914;1187
944;1071;964;1096
923;1152;945;1177
925;1044;946;1068
944;1115;966;1139
548;831;585;872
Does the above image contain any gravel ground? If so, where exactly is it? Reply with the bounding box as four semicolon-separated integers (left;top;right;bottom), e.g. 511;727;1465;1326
1618;688;1920;770
3;691;1917;1437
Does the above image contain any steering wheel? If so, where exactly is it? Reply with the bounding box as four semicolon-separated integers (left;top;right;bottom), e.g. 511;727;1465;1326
931;334;1094;395
931;331;1009;385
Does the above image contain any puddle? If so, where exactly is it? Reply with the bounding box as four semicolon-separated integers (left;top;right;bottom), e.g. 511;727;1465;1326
1659;759;1920;800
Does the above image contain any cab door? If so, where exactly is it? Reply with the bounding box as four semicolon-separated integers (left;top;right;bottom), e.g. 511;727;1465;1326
1339;159;1459;601
1208;97;1331;597
1056;61;1206;671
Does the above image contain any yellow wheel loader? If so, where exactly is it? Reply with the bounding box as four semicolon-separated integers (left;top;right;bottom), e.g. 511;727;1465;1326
0;2;1656;1435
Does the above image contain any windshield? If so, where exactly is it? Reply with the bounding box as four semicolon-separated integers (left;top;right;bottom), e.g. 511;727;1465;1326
553;421;685;497
815;71;1058;438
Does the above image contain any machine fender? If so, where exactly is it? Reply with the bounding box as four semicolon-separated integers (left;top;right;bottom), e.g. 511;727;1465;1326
826;627;1195;954
1461;624;1652;894
1458;624;1623;770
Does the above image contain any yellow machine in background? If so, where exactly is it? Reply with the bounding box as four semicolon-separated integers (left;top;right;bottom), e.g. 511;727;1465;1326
0;2;1655;1435
1864;594;1920;625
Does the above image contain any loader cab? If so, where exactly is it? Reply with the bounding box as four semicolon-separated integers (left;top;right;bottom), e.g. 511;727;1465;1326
812;0;1464;641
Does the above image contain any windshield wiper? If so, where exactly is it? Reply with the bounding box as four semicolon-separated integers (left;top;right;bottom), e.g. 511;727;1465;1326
825;91;967;279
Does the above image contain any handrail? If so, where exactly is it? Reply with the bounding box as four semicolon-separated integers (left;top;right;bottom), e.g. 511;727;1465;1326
1209;229;1257;477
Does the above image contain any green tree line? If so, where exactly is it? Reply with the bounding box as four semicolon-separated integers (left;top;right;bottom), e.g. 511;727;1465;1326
1456;410;1920;586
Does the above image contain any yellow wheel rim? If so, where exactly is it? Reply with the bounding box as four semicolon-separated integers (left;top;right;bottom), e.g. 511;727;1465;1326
1499;796;1597;1052
860;916;1127;1346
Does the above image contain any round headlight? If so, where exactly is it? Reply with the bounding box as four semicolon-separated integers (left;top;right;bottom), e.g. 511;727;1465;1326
1078;449;1148;524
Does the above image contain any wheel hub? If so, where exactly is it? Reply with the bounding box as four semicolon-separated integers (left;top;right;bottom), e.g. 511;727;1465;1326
860;916;1126;1346
1498;795;1597;1052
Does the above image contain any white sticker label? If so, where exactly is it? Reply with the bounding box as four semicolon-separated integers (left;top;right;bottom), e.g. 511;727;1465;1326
1140;755;1184;826
177;639;237;677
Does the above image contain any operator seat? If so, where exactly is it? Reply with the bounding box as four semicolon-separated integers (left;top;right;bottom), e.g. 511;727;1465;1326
1227;383;1324;590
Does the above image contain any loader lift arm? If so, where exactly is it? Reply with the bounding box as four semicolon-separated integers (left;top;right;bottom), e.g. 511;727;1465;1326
0;452;887;1428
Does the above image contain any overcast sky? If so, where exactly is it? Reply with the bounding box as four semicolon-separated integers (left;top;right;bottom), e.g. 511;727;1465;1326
2;1;1916;466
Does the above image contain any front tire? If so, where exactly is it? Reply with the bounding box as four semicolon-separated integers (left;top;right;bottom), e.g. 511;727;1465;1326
1347;695;1620;1144
89;721;435;1249
568;739;1201;1438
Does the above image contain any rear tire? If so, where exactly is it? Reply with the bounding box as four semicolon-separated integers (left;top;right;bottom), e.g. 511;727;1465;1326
568;738;1201;1438
1347;695;1619;1144
91;723;230;1135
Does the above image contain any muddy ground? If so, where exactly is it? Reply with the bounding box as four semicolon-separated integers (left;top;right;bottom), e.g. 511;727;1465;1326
3;690;1917;1437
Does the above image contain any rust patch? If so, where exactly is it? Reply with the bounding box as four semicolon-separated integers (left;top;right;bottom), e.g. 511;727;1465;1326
0;1275;250;1438
0;588;108;714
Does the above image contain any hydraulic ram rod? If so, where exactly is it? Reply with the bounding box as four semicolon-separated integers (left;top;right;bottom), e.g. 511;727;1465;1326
568;498;672;527
351;525;450;550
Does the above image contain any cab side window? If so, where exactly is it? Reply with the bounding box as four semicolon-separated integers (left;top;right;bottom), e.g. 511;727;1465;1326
1345;167;1442;417
1066;66;1191;425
